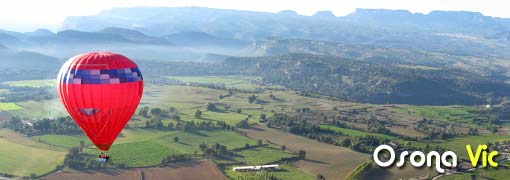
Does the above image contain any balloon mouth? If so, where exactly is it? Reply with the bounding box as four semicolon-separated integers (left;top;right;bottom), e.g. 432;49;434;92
95;143;112;151
80;108;99;116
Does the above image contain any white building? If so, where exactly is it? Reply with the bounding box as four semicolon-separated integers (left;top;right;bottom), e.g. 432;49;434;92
232;164;279;172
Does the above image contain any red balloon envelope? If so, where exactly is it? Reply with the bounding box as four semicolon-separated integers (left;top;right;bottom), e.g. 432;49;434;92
57;52;143;151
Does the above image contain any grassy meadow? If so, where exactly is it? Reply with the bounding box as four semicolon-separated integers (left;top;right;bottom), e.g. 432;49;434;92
2;79;55;88
392;105;480;125
0;102;23;111
319;125;395;140
0;129;66;177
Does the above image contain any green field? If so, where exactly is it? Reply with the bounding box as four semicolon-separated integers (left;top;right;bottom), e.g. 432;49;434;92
200;110;252;125
32;134;91;148
392;105;479;124
2;79;55;88
0;130;66;176
87;141;180;167
138;85;267;126
319;125;395;140
167;75;261;90
85;128;258;167
232;145;295;165
0;102;23;111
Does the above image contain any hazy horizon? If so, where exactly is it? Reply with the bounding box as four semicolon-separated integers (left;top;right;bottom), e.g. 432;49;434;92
0;0;508;32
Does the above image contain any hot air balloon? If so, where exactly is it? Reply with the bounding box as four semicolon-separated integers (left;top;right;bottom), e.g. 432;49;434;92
57;52;143;152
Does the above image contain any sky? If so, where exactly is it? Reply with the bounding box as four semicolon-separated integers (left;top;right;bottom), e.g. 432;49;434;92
0;0;508;32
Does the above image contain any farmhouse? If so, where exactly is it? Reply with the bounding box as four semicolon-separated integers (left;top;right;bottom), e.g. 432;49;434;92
21;120;33;127
232;164;279;172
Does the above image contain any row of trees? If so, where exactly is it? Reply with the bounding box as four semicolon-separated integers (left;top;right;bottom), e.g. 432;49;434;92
268;113;390;153
3;116;80;136
138;106;178;119
236;170;279;180
63;146;126;169
145;118;235;131
160;154;193;164
199;143;228;157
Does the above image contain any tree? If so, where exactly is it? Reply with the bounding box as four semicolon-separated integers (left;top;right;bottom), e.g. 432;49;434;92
281;145;286;151
167;122;175;129
156;121;164;129
174;136;179;143
260;114;266;120
248;95;257;103
85;159;97;169
236;108;242;114
236;119;249;128
206;103;217;111
298;150;306;160
138;106;149;118
257;139;263;146
492;126;498;134
316;174;325;180
145;121;151;128
79;140;85;152
195;109;202;119
245;143;250;149
199;143;207;152
151;107;163;117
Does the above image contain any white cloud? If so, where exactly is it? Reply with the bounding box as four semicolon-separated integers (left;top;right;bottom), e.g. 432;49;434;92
0;0;508;32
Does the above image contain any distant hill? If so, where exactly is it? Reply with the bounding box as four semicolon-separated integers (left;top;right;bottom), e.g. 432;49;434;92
138;53;509;105
277;10;299;16
24;29;54;37
28;28;171;45
0;48;60;81
165;31;247;47
61;7;510;40
220;54;508;105
313;11;336;18
61;7;510;58
0;33;20;45
0;27;250;61
0;48;60;70
244;38;508;77
99;27;169;44
345;9;510;37
61;7;387;40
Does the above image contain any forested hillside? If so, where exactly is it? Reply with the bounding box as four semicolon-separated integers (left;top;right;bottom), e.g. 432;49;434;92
135;54;510;105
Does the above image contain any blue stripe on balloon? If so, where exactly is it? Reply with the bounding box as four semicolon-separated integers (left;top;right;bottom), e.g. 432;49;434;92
61;67;143;84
